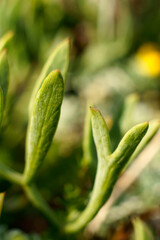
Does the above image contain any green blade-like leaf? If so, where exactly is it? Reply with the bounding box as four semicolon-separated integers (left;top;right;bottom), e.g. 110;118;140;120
24;70;64;184
81;104;96;168
0;31;14;52
124;119;160;170
132;218;154;240
90;115;148;214
64;108;112;233
29;38;70;115
90;107;111;161
0;50;9;107
131;119;160;159
110;122;149;167
0;192;5;216
0;87;3;127
64;113;148;233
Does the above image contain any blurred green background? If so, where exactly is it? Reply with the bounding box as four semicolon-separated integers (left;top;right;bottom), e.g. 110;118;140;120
0;0;160;239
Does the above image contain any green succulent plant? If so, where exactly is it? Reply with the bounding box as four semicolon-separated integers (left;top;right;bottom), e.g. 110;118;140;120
0;34;159;237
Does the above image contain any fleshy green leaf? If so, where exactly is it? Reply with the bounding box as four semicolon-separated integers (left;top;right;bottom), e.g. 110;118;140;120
110;121;149;169
0;31;14;52
0;50;9;107
0;51;9;128
0;192;5;216
24;70;64;184
90;114;148;215
124;119;160;170
64;111;148;233
29;38;70;115
81;104;96;168
90;107;111;161
0;87;3;127
131;119;160;159
132;218;154;240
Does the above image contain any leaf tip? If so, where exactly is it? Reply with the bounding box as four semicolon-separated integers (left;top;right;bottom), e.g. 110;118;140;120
49;69;62;77
64;37;71;45
55;69;61;73
135;121;149;136
90;106;99;113
144;121;149;128
2;49;7;54
52;69;64;80
65;37;70;43
0;49;7;59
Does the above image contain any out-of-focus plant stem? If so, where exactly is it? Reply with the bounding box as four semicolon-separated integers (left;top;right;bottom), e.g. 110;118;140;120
0;162;23;185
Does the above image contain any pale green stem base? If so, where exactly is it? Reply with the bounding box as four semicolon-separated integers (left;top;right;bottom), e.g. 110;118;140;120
0;162;60;230
0;162;23;185
63;161;112;233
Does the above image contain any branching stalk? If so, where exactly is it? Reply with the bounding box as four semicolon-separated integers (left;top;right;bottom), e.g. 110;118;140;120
63;109;149;233
0;162;23;185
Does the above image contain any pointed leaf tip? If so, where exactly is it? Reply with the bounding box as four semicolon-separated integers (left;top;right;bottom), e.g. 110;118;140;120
24;70;64;184
29;38;70;115
132;218;154;240
0;50;9;107
111;121;149;168
91;107;111;161
0;31;14;52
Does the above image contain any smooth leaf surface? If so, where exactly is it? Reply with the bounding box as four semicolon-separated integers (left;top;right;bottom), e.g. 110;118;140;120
0;87;3;127
0;31;14;52
132;218;154;240
29;38;70;114
110;122;149;169
24;70;64;184
88;117;148;221
131;119;160;159
64;112;148;233
81;104;96;168
101;123;149;204
64;108;112;233
124;119;160;170
90;107;111;161
0;51;9;107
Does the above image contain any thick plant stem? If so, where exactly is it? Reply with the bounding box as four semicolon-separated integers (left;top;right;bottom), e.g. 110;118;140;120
23;184;60;229
63;116;148;233
63;161;112;233
0;162;23;185
0;162;60;229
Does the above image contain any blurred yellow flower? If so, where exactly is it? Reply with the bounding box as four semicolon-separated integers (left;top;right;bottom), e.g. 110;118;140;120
135;43;160;77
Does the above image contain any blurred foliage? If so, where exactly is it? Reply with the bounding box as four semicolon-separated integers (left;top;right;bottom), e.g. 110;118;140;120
0;0;159;239
132;218;154;240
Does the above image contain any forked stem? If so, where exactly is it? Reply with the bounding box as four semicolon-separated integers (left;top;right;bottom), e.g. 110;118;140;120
0;112;151;235
0;162;23;185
